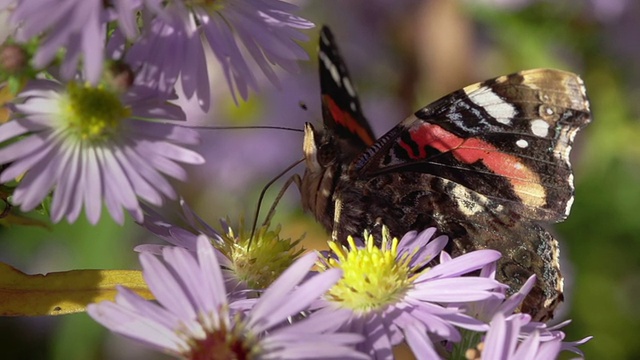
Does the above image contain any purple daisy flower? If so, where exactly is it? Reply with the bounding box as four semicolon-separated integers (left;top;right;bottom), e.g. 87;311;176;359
5;0;142;84
128;0;314;105
477;312;563;359
88;235;367;359
315;227;507;359
138;199;305;294
469;311;592;359
0;78;204;224
523;320;593;357
462;274;592;359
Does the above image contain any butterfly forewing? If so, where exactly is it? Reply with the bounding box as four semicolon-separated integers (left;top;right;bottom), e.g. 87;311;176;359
319;26;376;160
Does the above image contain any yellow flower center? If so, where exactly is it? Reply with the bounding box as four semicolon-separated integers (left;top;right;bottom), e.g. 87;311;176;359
322;230;420;315
218;222;304;290
60;82;130;143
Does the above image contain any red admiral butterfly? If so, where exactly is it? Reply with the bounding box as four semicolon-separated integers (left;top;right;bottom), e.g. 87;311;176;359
300;26;591;321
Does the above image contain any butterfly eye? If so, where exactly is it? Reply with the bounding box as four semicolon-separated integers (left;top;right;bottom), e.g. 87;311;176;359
317;143;337;167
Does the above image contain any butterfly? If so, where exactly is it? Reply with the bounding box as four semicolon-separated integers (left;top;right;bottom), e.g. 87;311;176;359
299;26;591;321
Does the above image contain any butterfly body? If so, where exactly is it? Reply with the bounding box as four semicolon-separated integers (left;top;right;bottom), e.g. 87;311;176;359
301;27;591;321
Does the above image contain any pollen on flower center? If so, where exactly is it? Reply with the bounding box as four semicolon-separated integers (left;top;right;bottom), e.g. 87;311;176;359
218;222;304;290
323;232;415;314
61;82;129;142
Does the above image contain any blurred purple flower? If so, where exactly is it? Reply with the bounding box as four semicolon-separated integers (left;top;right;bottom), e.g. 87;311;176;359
196;0;314;101
88;236;367;359
122;0;314;108
5;0;142;83
116;4;212;111
590;0;630;21
0;78;204;224
315;228;506;359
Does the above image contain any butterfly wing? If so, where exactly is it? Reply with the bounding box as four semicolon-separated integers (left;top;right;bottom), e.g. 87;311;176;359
353;69;591;223
335;69;590;320
319;26;376;160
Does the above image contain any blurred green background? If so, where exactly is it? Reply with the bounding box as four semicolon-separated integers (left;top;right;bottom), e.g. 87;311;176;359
1;0;639;358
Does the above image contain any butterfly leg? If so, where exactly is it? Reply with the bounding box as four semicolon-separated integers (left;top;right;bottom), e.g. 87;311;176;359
262;174;302;227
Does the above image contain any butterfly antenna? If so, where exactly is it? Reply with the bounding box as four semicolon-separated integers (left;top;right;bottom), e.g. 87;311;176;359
249;157;305;248
183;124;304;133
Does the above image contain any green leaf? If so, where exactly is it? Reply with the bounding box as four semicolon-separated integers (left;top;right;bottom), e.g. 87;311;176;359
0;262;152;316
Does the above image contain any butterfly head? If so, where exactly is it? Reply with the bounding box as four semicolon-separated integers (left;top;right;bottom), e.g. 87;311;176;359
303;122;339;171
300;122;341;228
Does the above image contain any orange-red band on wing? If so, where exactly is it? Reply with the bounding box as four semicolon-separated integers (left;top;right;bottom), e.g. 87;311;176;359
399;123;545;206
323;95;375;146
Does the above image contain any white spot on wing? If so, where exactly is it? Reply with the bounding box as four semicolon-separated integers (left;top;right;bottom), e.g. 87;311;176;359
554;125;579;165
465;87;516;125
319;51;341;86
575;76;590;110
565;194;575;216
343;76;356;97
450;182;485;216
530;119;549;137
320;31;330;45
567;172;575;190
516;139;529;148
